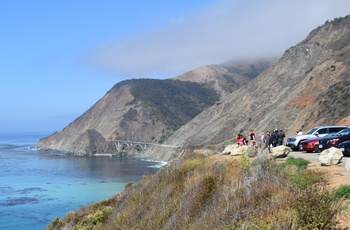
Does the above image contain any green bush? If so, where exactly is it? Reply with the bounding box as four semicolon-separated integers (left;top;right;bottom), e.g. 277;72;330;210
333;184;350;199
288;170;325;189
292;187;342;229
282;157;310;171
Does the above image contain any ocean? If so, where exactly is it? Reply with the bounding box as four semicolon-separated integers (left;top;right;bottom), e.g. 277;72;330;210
0;132;163;230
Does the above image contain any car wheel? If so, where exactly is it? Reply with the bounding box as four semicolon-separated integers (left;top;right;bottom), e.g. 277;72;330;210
314;145;320;153
297;142;303;151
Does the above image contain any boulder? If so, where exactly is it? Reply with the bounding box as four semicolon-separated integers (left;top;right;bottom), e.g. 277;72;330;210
230;145;249;156
319;147;343;166
222;145;257;157
222;144;236;155
270;145;291;158
346;158;350;172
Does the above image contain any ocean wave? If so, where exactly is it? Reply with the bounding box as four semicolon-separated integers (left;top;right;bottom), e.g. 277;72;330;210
146;160;168;168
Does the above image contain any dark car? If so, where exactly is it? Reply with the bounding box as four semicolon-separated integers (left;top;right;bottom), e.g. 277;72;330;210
338;140;350;157
318;128;350;151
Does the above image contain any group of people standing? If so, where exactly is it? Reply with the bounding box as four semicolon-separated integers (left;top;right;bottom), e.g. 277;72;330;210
236;129;286;152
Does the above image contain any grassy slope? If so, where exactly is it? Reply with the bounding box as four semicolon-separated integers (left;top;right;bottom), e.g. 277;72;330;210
48;153;347;230
123;79;220;131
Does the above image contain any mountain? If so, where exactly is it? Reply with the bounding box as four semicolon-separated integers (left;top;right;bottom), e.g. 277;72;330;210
164;15;350;152
39;15;350;161
37;61;272;155
173;59;275;98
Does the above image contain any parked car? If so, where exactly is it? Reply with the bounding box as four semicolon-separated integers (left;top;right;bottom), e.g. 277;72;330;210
318;127;350;152
338;140;350;157
300;138;320;153
300;132;339;153
286;126;348;151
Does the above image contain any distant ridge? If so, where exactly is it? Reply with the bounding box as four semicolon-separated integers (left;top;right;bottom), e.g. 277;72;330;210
37;59;272;156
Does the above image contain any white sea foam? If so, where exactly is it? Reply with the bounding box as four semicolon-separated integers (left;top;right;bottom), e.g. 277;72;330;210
146;160;168;168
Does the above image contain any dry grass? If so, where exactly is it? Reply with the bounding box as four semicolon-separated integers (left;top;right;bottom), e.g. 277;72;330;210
47;153;349;230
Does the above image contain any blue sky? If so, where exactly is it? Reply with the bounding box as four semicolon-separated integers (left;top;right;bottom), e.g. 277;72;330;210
1;0;349;133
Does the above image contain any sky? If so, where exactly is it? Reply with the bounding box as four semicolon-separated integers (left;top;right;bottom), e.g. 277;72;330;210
0;0;349;133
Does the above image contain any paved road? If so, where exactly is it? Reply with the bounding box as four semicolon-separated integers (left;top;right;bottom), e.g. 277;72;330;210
287;150;349;166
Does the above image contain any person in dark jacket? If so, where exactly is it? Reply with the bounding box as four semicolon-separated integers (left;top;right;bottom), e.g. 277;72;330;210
277;129;285;146
270;129;278;147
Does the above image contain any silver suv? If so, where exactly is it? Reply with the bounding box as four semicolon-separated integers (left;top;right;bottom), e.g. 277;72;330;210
286;126;348;151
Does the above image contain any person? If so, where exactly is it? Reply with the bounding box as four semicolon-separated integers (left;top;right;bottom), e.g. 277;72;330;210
259;132;265;148
249;130;256;146
270;129;278;147
262;131;271;153
236;134;244;147
297;129;303;135
243;135;248;145
277;129;285;146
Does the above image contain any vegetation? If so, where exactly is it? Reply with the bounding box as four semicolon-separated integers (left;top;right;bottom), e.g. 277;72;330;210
334;184;350;200
281;156;310;171
315;80;350;123
48;154;349;230
123;79;219;131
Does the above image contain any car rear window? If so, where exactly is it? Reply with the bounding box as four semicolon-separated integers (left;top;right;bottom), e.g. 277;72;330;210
337;128;350;136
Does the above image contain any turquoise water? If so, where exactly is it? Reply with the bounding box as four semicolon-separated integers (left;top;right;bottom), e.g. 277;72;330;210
0;132;162;230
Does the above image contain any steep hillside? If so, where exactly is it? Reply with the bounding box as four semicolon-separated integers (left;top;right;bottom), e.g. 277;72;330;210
173;59;275;98
37;59;272;155
163;16;350;152
37;79;218;154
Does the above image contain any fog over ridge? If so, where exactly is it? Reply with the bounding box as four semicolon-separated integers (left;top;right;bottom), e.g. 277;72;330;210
86;0;350;79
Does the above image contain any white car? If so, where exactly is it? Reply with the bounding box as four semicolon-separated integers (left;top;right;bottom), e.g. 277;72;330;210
286;126;348;151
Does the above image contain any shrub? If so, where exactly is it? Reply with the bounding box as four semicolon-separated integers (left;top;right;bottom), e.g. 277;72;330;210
291;187;342;229
124;181;133;189
282;157;310;171
177;155;205;176
288;171;325;189
334;184;350;199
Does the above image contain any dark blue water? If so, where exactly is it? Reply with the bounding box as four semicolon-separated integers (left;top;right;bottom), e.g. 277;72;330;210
0;132;163;230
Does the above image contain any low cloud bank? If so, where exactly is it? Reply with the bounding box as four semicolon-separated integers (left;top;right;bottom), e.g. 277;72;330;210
86;0;350;78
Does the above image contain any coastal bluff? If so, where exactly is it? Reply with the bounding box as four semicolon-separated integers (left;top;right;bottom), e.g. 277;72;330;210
37;129;115;155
